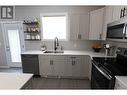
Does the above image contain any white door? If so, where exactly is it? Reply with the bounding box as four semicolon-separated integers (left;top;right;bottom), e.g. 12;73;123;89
2;22;25;67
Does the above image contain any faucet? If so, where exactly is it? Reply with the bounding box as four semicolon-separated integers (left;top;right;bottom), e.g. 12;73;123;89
54;37;59;51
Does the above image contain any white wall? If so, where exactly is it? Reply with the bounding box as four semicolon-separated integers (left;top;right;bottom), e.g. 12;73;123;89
15;6;104;51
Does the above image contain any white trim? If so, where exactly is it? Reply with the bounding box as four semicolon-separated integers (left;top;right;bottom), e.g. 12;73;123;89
1;21;24;68
40;12;69;41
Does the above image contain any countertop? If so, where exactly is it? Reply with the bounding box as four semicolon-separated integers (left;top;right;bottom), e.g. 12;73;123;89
21;50;115;58
115;76;127;88
0;73;33;89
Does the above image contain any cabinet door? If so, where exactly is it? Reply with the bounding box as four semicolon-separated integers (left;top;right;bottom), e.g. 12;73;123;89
103;6;114;40
64;57;72;77
72;57;81;77
89;8;104;40
51;56;65;76
70;13;89;40
70;14;80;40
79;13;89;40
112;6;124;22
80;56;90;77
66;56;81;77
39;55;52;76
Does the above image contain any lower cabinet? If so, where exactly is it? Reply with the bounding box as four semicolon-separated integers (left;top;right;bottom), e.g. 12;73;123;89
39;55;90;78
115;77;127;89
39;55;65;77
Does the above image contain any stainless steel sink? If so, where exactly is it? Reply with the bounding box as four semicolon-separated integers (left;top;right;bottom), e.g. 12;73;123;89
43;50;64;53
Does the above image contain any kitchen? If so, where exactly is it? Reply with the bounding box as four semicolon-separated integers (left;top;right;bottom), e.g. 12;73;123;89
0;5;127;89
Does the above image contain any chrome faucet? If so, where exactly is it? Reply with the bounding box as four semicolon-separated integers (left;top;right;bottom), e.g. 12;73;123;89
54;37;59;51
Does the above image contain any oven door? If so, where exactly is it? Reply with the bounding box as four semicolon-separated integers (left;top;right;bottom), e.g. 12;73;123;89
91;62;115;89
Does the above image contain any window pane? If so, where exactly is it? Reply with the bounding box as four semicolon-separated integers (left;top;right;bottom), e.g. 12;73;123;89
42;16;66;40
7;29;21;62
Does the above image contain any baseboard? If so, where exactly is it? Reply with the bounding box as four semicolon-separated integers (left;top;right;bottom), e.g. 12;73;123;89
0;66;9;68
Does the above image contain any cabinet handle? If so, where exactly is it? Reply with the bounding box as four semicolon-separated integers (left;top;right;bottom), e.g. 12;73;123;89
99;34;102;40
78;34;82;39
72;60;76;66
71;57;76;59
50;60;53;65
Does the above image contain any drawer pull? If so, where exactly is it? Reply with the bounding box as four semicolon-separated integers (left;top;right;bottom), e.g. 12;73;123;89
50;60;53;65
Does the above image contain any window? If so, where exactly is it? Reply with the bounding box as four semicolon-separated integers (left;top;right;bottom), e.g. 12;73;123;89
41;13;68;40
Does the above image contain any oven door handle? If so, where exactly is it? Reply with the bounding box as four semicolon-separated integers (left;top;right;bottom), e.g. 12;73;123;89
93;63;112;80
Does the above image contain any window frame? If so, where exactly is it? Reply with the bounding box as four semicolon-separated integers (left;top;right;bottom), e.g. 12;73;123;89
40;13;69;41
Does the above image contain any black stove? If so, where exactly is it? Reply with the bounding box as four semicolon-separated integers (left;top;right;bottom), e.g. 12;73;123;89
91;47;127;89
92;54;127;76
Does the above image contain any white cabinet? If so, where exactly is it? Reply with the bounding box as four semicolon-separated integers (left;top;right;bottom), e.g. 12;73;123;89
39;55;66;77
81;56;90;78
51;56;65;76
89;8;104;40
65;56;81;77
39;55;52;76
102;6;114;40
104;6;126;23
39;55;90;78
102;6;125;40
64;55;90;78
115;77;127;89
70;13;89;40
112;6;124;22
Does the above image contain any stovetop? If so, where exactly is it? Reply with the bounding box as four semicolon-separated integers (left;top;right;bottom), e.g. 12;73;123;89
92;55;127;76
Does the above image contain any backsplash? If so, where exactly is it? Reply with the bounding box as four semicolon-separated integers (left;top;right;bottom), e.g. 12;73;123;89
25;40;102;51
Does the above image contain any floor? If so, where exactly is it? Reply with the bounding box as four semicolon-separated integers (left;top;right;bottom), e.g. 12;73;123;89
0;67;91;89
31;77;91;89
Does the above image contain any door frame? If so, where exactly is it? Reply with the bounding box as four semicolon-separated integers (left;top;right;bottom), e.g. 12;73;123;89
1;21;25;67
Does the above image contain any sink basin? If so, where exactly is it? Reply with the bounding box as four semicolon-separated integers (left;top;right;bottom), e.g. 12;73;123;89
43;50;64;53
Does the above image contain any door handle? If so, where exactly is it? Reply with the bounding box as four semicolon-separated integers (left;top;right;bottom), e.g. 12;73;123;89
92;63;112;80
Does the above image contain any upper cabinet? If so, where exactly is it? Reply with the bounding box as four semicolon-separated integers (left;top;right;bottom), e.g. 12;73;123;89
89;6;127;40
103;6;126;40
89;8;104;40
112;6;125;22
102;6;114;40
70;13;89;40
